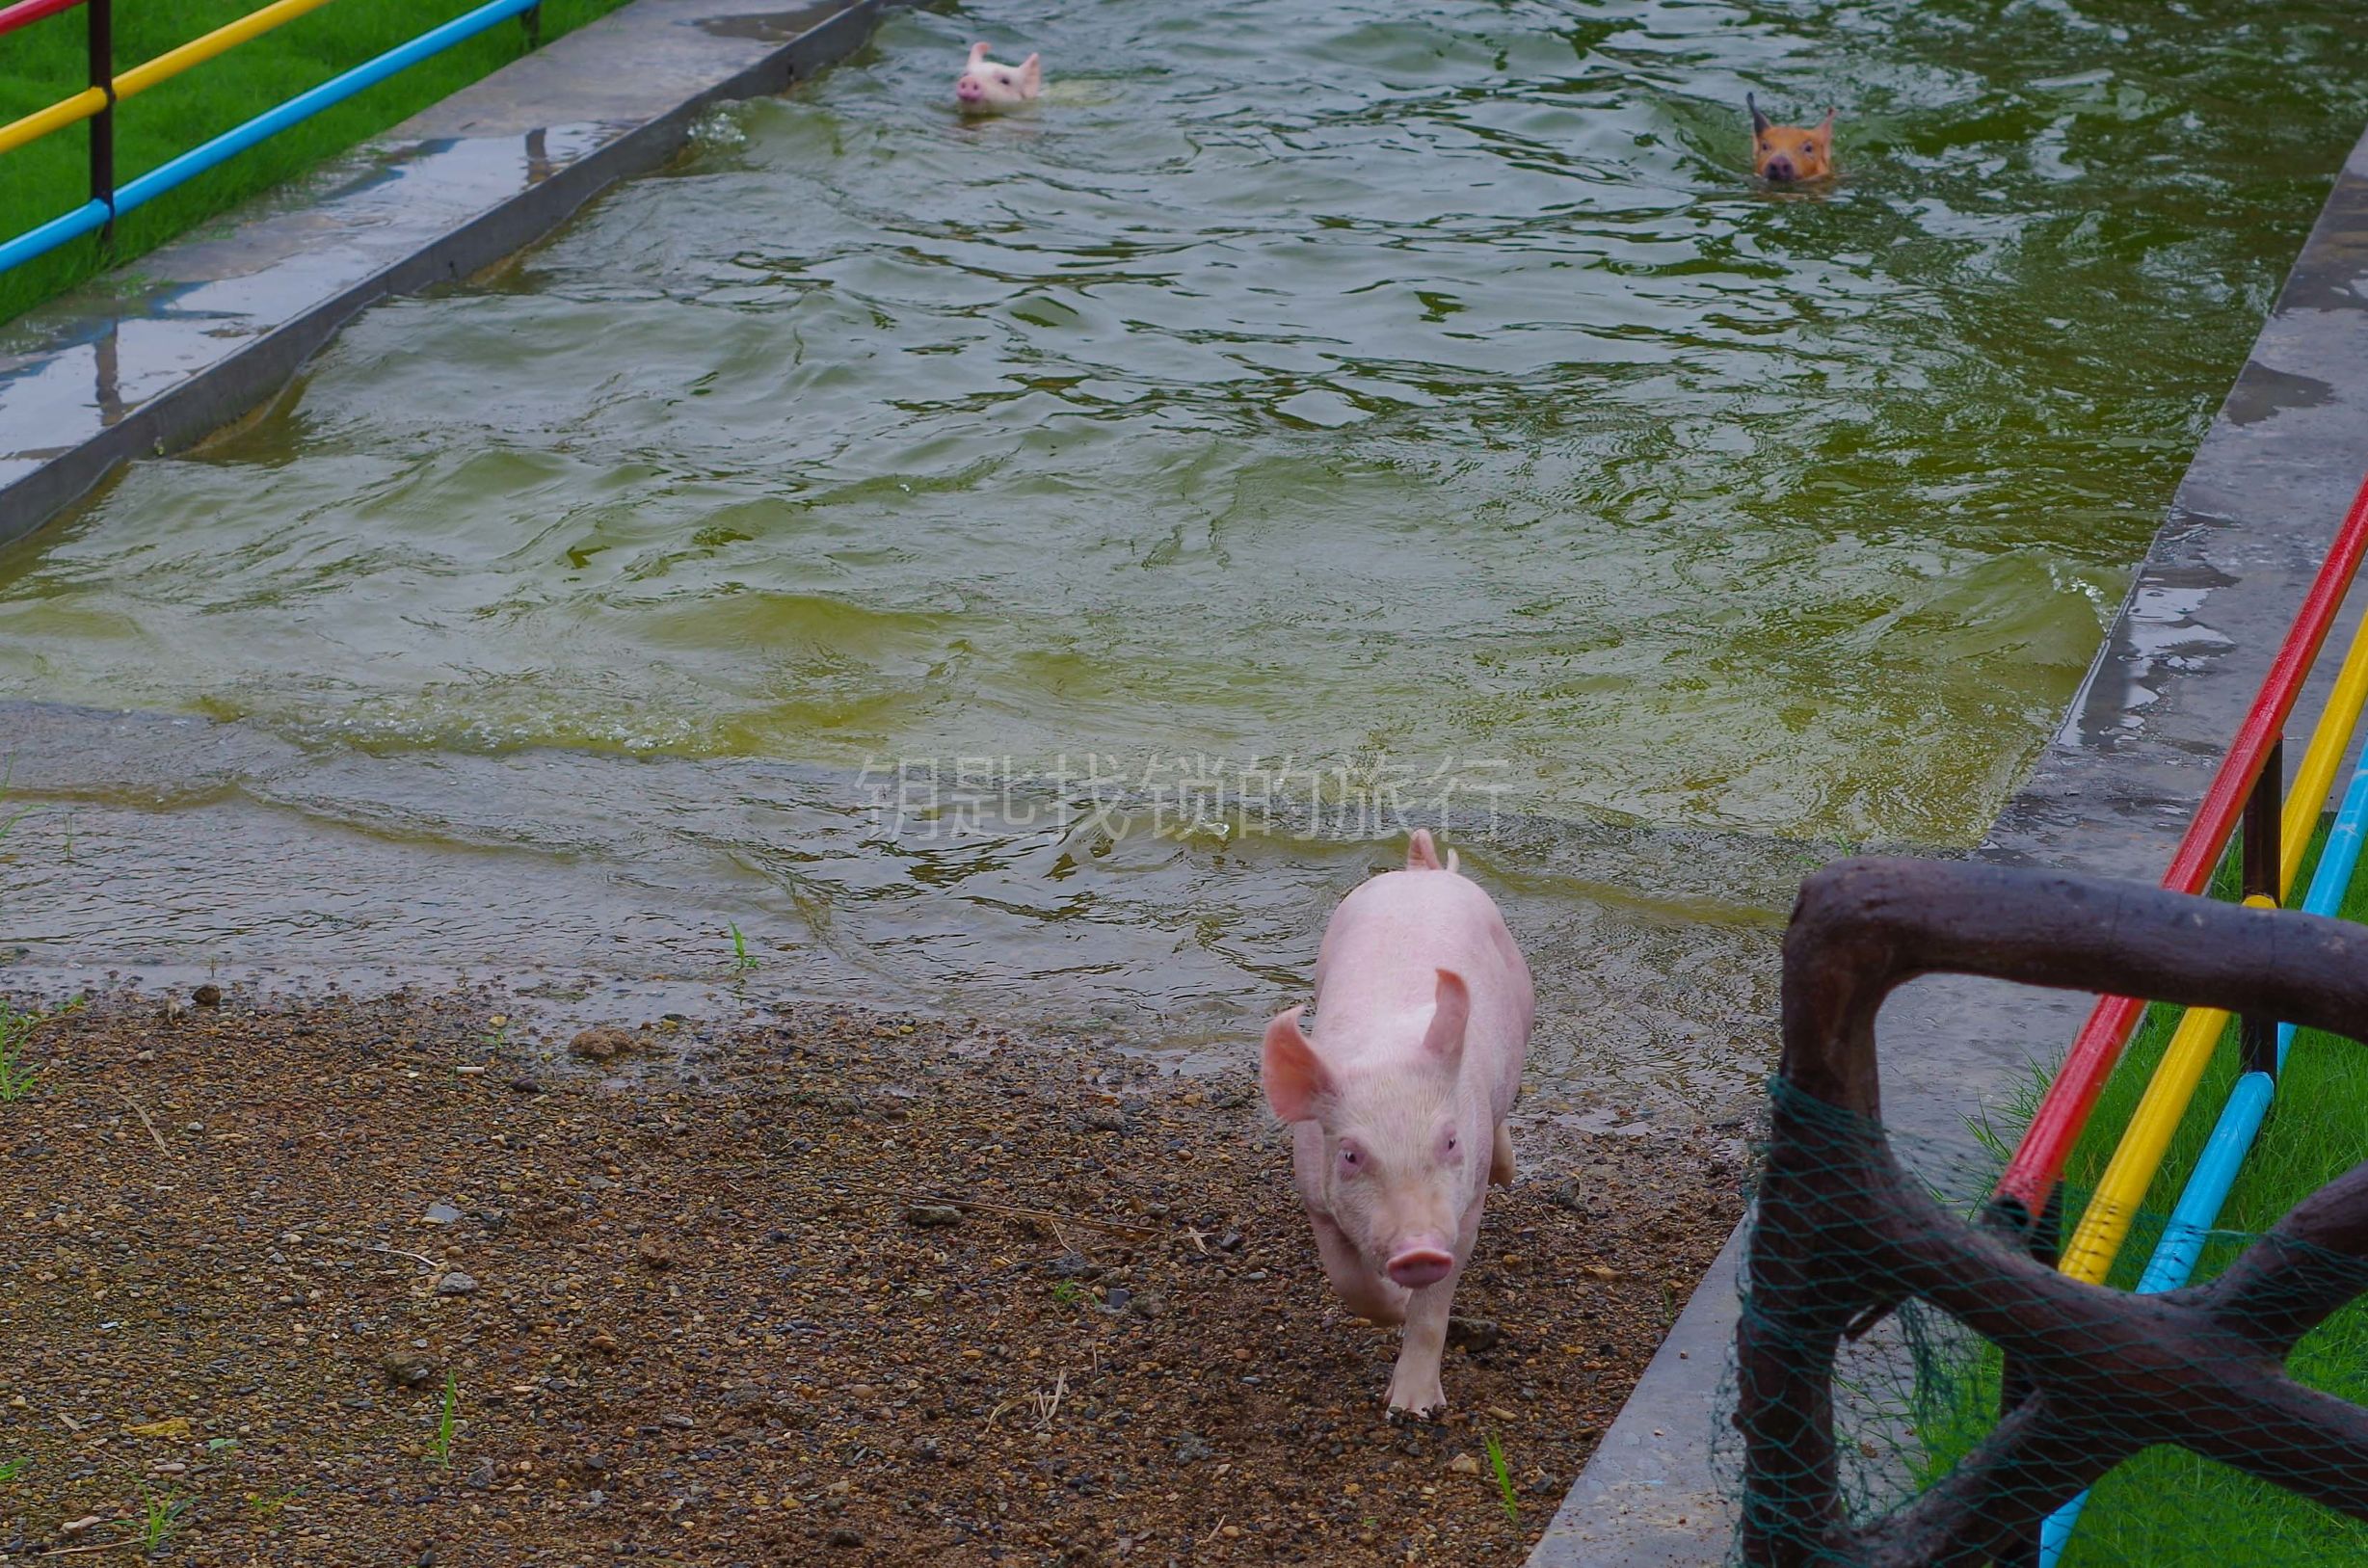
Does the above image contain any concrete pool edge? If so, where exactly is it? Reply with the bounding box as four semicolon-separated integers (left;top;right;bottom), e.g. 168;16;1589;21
0;0;908;551
1529;120;2368;1567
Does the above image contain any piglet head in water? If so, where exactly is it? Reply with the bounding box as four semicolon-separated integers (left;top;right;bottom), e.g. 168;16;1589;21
1263;830;1532;1416
955;42;1042;114
1748;93;1836;183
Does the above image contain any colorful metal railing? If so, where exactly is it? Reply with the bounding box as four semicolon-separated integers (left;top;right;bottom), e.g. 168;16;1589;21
1990;472;2368;1234
0;0;545;277
1974;466;2368;1562
2037;760;2368;1563
2053;605;2368;1285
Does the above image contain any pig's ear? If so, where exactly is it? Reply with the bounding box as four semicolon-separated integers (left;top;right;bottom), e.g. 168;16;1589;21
968;41;992;66
1747;93;1769;136
1020;53;1042;92
1421;970;1471;1067
1814;106;1836;143
1263;1007;1330;1122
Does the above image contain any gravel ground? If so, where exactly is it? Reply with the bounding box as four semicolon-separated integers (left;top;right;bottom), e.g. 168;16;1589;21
0;988;1744;1565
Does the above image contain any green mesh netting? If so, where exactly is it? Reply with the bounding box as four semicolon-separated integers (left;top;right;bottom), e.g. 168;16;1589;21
1714;1079;2368;1568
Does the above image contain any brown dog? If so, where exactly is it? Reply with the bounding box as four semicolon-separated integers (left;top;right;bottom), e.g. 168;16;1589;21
1748;94;1834;183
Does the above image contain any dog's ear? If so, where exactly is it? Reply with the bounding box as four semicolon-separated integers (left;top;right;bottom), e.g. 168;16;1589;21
1748;93;1770;136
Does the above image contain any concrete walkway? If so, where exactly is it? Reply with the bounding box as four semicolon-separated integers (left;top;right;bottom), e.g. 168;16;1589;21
1529;120;2368;1566
0;0;903;549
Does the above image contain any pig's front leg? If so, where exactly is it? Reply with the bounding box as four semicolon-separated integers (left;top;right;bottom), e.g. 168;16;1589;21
1386;1183;1488;1418
1385;1278;1454;1419
1490;1121;1515;1188
1309;1206;1408;1325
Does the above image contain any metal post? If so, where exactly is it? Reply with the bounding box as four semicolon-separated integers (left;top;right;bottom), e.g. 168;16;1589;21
88;0;114;246
2241;737;2283;1076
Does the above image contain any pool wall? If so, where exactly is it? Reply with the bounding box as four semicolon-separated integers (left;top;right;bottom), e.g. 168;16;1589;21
1530;119;2368;1567
0;0;908;550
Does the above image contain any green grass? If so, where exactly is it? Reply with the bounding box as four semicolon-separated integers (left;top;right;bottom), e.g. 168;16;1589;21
0;999;42;1101
1484;1431;1519;1526
0;0;636;323
0;1456;26;1484
728;922;758;974
134;1489;187;1554
1913;815;2368;1564
427;1371;460;1468
0;764;28;844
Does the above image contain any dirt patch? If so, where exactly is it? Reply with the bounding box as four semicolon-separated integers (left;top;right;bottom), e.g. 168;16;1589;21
0;990;1743;1565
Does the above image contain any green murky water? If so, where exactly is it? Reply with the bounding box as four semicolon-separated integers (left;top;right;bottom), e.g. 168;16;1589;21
2;0;2362;1111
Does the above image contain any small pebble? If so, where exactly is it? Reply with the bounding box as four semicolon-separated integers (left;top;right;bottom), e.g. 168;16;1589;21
382;1352;439;1388
1447;1316;1501;1353
569;1027;637;1063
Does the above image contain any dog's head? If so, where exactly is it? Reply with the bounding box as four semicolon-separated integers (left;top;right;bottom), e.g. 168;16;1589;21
1748;94;1835;183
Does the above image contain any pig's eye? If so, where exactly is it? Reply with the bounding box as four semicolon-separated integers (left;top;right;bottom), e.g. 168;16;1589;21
1445;1134;1458;1152
1337;1144;1363;1173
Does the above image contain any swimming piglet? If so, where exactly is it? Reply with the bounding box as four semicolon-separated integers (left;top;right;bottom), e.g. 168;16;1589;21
955;41;1042;114
1262;829;1532;1417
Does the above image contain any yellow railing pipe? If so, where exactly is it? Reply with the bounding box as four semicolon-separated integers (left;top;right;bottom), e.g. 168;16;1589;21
2281;606;2368;891
2056;995;2239;1284
0;87;105;159
115;0;341;99
0;0;342;161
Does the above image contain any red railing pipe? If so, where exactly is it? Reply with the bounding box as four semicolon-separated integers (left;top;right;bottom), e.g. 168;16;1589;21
1991;467;2368;1225
0;0;85;40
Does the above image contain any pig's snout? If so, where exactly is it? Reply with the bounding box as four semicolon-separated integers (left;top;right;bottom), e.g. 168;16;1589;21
1762;154;1796;182
1385;1245;1455;1290
956;77;984;102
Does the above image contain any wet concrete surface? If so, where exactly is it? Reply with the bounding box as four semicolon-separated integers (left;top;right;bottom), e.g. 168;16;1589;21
1530;119;2368;1567
0;0;899;545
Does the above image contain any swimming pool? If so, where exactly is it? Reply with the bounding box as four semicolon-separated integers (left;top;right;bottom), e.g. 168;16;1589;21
3;0;2361;1118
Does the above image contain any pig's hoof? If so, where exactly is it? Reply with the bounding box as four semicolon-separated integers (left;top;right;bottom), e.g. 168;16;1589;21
1386;1398;1449;1425
1385;1369;1449;1422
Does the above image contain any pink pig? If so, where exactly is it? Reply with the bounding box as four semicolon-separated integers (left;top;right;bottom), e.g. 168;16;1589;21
954;41;1042;114
1262;830;1532;1417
